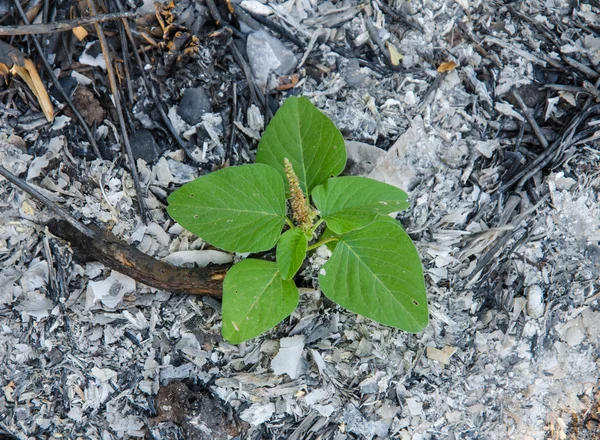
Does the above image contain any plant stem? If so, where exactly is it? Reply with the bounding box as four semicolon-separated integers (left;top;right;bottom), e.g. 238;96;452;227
308;218;324;236
307;237;339;251
285;217;294;228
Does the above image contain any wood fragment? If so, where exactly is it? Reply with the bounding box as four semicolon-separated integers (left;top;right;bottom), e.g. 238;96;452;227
373;0;424;33
0;165;226;297
48;219;227;298
241;7;306;49
562;56;599;79
0;12;142;36
511;89;548;149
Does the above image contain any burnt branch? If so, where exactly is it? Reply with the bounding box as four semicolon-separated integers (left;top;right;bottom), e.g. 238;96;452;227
48;219;228;299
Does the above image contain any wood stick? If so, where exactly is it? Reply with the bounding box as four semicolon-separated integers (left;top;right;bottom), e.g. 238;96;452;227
86;0;148;223
511;89;548;149
48;219;227;298
0;12;142;36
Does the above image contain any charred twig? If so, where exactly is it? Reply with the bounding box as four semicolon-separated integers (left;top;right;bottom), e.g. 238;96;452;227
543;83;600;99
227;29;264;107
141;48;203;163
485;36;547;67
505;4;562;50
12;0;102;159
372;0;423;34
456;20;502;69
204;0;246;39
0;12;142;36
583;80;600;100
464;228;518;287
543;84;592;95
118;23;135;104
562;56;599;80
225;82;237;164
329;44;386;75
242;8;306;49
464;197;546;287
511;89;548;149
499;104;600;192
86;0;148;223
364;13;397;71
418;72;446;110
48;219;228;298
0;164;97;239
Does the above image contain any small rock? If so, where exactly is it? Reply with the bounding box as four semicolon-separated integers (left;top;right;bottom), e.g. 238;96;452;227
405;398;423;416
155;157;173;184
526;284;544;319
129;129;160;163
344;59;368;87
404;91;417;105
177;87;213;125
247;30;296;91
343;141;385;176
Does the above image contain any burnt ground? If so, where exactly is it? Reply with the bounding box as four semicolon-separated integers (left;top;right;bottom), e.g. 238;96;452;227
1;0;600;438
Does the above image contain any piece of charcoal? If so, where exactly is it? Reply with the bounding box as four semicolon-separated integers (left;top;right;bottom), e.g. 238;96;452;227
129;129;161;163
177;87;213;125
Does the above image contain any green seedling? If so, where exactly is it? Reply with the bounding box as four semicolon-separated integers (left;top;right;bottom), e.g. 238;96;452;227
167;96;428;343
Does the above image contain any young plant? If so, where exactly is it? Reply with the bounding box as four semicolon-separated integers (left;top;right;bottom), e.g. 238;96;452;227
167;97;428;344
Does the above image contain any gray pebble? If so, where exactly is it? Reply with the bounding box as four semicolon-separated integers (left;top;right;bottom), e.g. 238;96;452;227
178;87;213;125
129;129;160;163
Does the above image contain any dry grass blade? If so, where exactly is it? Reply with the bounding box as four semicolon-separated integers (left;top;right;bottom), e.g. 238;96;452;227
10;58;54;122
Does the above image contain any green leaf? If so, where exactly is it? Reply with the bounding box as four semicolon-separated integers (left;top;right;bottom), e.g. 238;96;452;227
319;217;428;332
276;228;308;280
167;164;286;253
312;176;410;234
222;259;299;344
318;226;339;252
256;96;346;194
